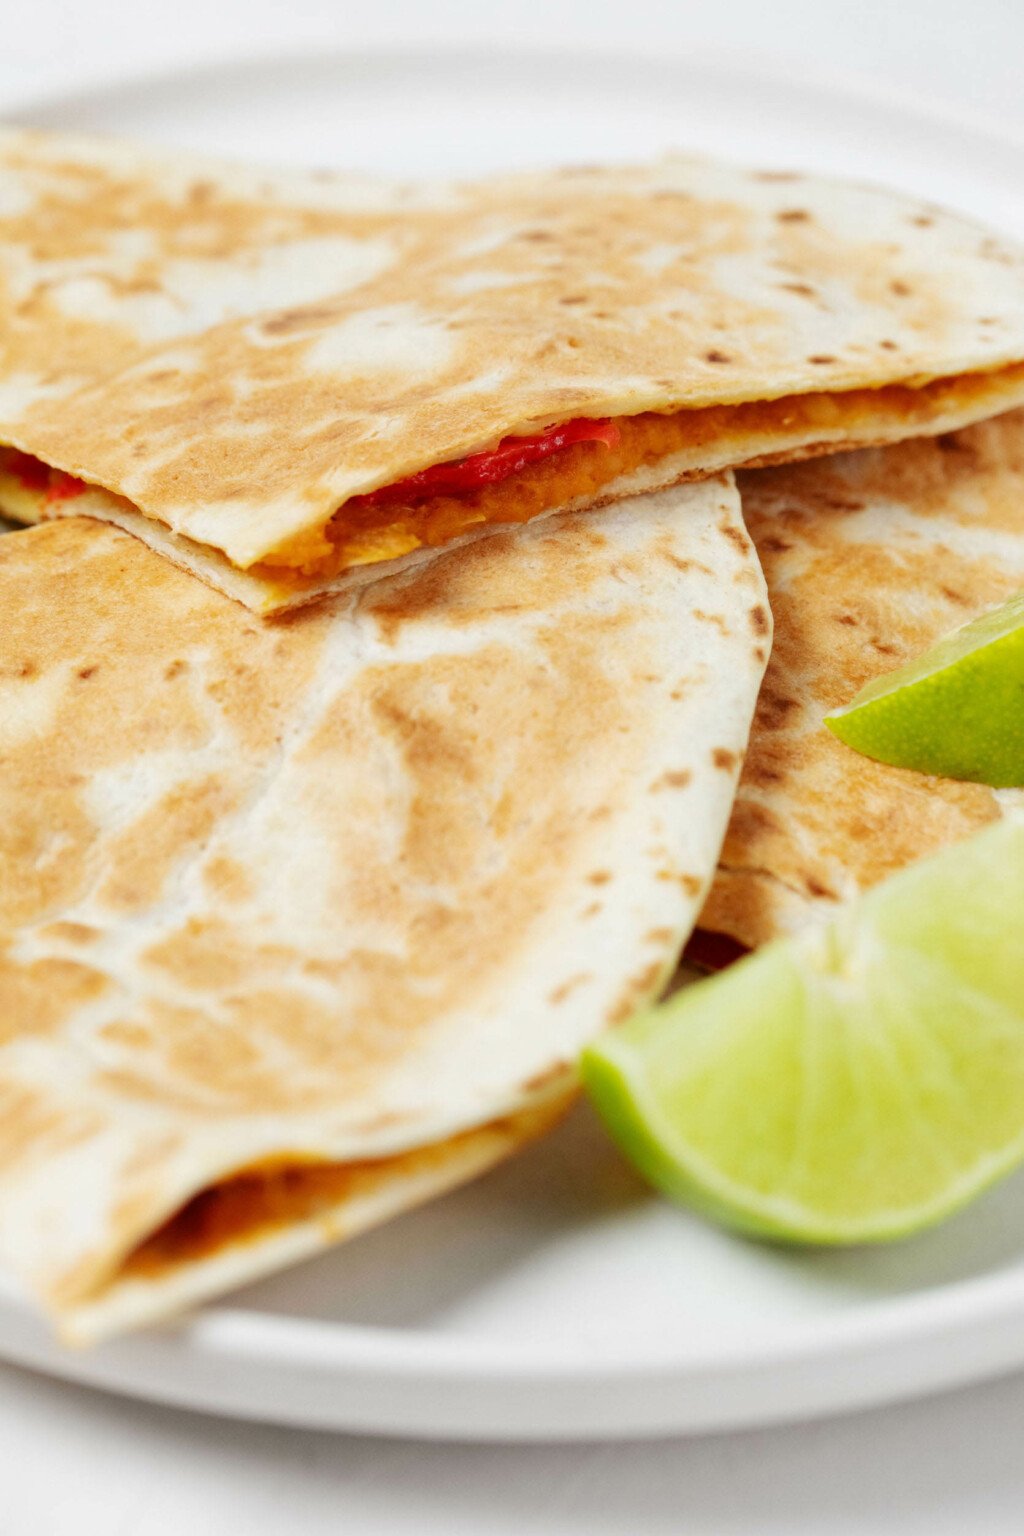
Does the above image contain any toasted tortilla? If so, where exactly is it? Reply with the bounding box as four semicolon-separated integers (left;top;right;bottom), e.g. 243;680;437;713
0;474;766;1341
700;411;1024;950
4;131;1024;611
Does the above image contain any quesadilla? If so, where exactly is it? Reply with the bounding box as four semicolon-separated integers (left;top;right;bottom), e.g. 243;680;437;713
699;410;1024;952
5;132;1024;611
0;472;767;1341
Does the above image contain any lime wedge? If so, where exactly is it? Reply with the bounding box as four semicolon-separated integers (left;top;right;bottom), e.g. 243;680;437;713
825;591;1024;787
581;817;1024;1243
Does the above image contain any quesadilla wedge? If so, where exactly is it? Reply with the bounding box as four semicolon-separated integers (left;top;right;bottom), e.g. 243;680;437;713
0;473;767;1342
5;131;1024;611
699;410;1024;952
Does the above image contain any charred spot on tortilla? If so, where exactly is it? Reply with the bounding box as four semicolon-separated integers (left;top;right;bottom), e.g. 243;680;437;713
651;769;693;791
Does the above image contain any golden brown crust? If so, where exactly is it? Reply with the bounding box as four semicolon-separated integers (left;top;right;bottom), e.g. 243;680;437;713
699;410;1024;948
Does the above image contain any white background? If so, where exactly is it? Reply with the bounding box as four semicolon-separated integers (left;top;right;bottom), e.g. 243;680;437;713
3;0;1024;1530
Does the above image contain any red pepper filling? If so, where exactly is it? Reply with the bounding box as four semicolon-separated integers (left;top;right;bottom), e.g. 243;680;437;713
5;449;87;504
46;471;88;503
361;418;621;507
5;423;617;530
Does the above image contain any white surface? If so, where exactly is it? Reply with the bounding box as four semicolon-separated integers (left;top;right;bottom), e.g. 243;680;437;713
5;0;1024;1526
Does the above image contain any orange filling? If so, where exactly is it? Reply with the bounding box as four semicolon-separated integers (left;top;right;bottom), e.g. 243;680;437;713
4;363;1024;587
109;1103;568;1286
2;449;86;503
258;363;1024;581
121;1157;390;1279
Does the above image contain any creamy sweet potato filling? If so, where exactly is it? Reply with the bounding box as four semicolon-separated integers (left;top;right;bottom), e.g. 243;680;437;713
4;364;1024;588
256;362;1024;581
120;1158;385;1279
109;1107;563;1287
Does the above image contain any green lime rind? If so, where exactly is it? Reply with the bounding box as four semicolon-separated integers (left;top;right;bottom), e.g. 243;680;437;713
849;591;1024;702
824;592;1024;787
581;817;1024;1245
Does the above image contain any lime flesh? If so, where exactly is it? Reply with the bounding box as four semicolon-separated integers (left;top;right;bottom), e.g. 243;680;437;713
582;817;1024;1244
825;590;1024;787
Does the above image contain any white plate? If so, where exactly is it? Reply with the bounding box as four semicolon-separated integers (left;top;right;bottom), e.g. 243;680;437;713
6;47;1024;1442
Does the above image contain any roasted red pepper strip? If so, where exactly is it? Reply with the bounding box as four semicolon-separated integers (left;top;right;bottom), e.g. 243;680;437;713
362;417;621;506
6;420;616;519
6;450;50;493
5;450;86;503
45;471;87;504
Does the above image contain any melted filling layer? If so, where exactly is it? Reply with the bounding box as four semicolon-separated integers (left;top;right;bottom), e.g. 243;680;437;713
257;363;1024;580
4;363;1024;588
89;1098;570;1299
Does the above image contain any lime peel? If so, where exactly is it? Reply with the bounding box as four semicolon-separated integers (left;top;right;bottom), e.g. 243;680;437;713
582;818;1024;1245
825;590;1024;787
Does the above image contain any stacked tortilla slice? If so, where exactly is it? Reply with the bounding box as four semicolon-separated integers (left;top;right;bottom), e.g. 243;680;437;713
1;128;1023;1341
5;131;1024;611
700;409;1024;949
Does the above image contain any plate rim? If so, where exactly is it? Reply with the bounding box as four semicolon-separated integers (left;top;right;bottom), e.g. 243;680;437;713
10;39;1024;167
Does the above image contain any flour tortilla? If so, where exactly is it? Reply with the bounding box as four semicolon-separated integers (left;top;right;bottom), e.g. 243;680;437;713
0;474;766;1341
59;1095;577;1347
699;411;1024;951
4;131;1024;611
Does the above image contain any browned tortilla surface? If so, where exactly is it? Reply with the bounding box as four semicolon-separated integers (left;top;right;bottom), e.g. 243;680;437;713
701;411;1024;949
